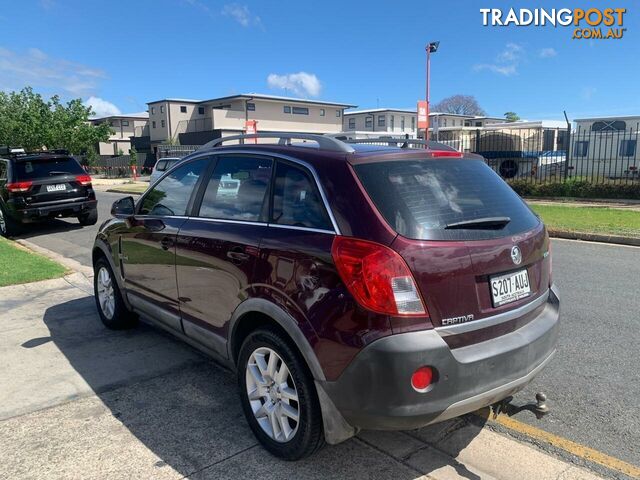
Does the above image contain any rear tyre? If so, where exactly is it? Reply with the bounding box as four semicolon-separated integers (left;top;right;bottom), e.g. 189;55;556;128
93;257;137;329
0;204;21;237
78;209;98;226
238;327;325;460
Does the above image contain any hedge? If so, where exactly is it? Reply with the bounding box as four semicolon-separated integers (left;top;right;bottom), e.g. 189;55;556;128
508;179;640;200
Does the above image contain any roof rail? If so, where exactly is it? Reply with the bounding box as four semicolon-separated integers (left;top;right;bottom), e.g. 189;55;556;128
342;138;458;152
199;133;355;154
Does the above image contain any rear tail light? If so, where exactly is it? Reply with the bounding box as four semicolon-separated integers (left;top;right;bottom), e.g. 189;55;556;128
7;181;33;192
76;174;92;186
411;366;433;392
331;236;428;316
430;151;463;158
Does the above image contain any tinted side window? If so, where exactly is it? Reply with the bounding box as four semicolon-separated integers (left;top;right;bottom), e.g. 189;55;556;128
155;160;167;171
140;159;207;216
271;162;332;230
0;161;6;180
198;156;272;222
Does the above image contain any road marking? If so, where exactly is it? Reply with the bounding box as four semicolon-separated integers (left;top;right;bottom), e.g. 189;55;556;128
476;409;640;478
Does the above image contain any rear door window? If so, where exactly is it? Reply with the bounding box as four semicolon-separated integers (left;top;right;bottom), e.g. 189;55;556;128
354;159;539;240
14;157;85;180
197;155;273;222
271;162;332;231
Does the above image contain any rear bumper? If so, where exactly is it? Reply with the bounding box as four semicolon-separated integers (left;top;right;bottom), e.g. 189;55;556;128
10;198;97;223
321;285;560;431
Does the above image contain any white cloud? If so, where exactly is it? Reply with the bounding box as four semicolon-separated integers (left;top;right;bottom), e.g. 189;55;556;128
0;46;106;97
539;47;558;58
222;3;261;27
267;72;322;97
473;43;523;76
84;96;121;118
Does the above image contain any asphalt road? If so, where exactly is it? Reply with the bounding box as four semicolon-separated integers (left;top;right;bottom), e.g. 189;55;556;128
16;190;640;474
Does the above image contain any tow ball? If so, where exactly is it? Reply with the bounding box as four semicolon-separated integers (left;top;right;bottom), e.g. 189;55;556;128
491;392;549;420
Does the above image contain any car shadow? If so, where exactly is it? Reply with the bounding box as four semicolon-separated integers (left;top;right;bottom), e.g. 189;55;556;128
15;217;83;239
40;296;484;479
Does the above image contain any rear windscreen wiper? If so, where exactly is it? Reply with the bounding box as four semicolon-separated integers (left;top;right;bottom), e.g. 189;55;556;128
48;171;71;175
445;216;511;230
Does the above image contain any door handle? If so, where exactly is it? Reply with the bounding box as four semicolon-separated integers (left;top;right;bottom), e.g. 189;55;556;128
227;251;250;262
160;236;173;250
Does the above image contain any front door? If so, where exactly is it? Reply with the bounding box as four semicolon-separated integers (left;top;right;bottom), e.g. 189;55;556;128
121;157;209;330
176;154;273;351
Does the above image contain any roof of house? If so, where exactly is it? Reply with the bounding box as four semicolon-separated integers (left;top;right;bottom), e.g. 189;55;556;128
574;115;640;122
146;98;202;104
90;112;149;121
201;93;356;108
344;108;416;115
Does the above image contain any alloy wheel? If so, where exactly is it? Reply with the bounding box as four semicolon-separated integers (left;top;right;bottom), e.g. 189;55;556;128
96;266;115;320
245;347;300;443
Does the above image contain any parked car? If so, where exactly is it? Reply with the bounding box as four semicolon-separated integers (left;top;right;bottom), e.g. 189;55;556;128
0;148;97;237
92;134;559;460
150;157;181;184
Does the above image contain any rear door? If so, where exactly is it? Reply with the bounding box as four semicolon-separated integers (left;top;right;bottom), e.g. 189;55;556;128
12;157;90;205
353;158;550;327
176;154;272;351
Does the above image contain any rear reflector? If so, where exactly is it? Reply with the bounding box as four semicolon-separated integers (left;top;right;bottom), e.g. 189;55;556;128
331;236;428;316
7;181;33;192
411;366;433;392
76;174;92;186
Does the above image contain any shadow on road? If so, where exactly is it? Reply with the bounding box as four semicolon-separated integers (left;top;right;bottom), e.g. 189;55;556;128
15;217;83;239
40;296;485;479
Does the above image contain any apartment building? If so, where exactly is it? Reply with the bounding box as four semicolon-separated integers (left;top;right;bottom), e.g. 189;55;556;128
430;112;504;129
343;109;418;137
89;113;149;156
146;94;356;148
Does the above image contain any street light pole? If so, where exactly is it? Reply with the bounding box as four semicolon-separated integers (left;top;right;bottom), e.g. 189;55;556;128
425;41;439;141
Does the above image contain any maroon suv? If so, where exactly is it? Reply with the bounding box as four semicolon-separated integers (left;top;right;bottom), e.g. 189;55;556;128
92;134;559;460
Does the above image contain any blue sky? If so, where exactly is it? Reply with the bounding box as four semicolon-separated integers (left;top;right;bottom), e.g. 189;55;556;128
0;0;637;120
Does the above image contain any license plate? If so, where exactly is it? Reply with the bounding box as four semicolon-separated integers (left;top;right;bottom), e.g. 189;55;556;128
490;269;531;307
46;184;66;192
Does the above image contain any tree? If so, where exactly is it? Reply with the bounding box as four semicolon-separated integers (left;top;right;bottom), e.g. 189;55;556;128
432;95;486;116
0;87;112;154
129;146;138;166
504;111;520;122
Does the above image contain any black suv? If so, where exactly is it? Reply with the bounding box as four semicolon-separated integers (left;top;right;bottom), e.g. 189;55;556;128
0;148;98;236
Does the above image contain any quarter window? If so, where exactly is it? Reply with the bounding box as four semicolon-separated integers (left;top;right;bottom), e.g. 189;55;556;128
271;162;332;230
140;159;207;216
198;156;273;222
0;160;7;180
620;139;637;157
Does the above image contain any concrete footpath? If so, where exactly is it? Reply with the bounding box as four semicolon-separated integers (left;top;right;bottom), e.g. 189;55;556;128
0;275;604;480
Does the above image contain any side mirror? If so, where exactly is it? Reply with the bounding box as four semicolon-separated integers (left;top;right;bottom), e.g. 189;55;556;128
111;196;135;217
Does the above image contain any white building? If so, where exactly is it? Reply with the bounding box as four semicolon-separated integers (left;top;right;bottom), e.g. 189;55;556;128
89;112;149;156
343;109;418;137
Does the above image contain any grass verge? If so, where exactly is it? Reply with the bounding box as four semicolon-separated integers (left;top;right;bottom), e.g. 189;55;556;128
106;182;149;195
0;237;68;287
530;204;640;238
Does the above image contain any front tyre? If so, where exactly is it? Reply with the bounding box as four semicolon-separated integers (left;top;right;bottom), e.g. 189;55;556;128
0;204;21;237
93;257;137;329
78;209;98;226
238;328;324;460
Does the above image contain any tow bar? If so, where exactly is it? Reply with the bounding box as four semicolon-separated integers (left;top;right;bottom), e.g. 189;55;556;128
491;392;550;420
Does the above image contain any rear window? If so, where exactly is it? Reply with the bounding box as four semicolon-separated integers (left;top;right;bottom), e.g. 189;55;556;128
14;157;85;180
354;159;539;241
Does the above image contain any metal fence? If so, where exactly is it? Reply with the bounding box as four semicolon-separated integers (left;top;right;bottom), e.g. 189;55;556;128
157;145;199;159
432;124;640;185
86;153;151;178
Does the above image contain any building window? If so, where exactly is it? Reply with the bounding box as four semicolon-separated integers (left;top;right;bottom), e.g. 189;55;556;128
348;118;356;129
152;121;156;128
592;120;626;132
292;107;309;115
443;119;447;127
365;116;373;129
151;107;155;115
160;105;165;113
283;106;291;114
320;109;325;116
122;120;129;127
378;116;385;127
246;102;256;111
475;121;482;127
620;139;637;157
401;117;405;131
198;106;205;115
161;120;166;128
574;141;589;157
336;110;341;117
411;117;415;131
180;106;187;113
390;115;395;129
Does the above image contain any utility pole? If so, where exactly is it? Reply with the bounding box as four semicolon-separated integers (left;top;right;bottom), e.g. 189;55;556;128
425;41;439;140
